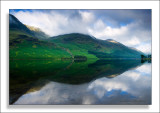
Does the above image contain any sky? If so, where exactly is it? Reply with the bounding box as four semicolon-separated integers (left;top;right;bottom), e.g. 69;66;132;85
10;9;151;54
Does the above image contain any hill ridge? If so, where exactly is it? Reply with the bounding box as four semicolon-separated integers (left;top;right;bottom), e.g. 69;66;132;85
9;14;145;59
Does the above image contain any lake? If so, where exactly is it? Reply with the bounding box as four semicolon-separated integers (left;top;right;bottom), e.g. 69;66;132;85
9;59;151;105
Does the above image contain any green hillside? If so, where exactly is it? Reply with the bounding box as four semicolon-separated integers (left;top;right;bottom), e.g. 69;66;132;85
9;14;144;60
49;33;143;59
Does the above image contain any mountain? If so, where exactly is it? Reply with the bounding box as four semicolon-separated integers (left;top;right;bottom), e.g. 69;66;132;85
9;14;144;59
49;33;144;59
9;14;49;39
25;24;49;39
9;14;34;36
9;14;71;59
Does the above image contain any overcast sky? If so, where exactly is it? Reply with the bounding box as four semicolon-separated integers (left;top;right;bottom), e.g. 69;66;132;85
10;9;151;54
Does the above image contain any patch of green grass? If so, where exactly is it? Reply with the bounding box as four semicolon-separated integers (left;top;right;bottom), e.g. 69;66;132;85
10;40;71;59
50;40;99;59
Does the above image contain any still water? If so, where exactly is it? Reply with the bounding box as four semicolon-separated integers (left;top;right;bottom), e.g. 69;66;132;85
9;59;151;105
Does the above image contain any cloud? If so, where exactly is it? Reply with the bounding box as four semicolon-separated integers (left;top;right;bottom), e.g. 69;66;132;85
136;63;151;74
136;43;151;54
88;80;128;99
88;24;128;38
123;71;141;81
123;36;141;46
10;9;151;54
79;11;95;23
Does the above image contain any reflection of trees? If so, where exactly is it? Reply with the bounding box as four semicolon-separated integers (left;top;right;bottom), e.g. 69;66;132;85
141;54;151;63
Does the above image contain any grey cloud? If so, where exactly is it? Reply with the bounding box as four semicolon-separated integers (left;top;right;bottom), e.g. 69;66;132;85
90;9;151;29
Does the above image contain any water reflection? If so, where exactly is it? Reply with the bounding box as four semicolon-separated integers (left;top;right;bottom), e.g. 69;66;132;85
14;63;151;105
10;59;142;104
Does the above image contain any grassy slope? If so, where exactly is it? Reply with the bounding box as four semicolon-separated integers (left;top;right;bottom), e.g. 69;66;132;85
49;33;111;59
50;33;142;59
9;29;71;59
51;39;98;59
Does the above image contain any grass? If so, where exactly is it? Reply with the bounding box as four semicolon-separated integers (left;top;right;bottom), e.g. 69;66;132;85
10;42;71;59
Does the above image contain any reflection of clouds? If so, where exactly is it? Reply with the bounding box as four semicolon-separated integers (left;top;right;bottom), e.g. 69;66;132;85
14;82;90;105
89;80;128;91
14;64;151;105
88;80;128;99
82;95;97;104
136;63;151;74
88;63;151;104
123;71;141;81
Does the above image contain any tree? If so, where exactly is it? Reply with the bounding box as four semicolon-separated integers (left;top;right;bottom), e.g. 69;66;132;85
141;55;146;59
148;55;151;59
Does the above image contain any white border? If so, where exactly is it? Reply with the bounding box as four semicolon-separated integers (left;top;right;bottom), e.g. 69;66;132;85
1;1;159;112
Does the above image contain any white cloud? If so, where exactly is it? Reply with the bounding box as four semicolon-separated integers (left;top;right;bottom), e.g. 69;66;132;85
88;25;127;39
79;11;94;23
93;19;106;30
136;43;151;54
123;36;141;46
14;10;70;36
136;63;151;74
88;80;128;92
123;71;141;81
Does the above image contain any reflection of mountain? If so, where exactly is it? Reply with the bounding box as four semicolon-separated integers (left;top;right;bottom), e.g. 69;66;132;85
10;59;142;104
14;63;151;105
88;59;142;78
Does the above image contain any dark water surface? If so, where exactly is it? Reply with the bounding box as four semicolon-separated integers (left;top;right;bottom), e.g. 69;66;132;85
9;59;151;105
